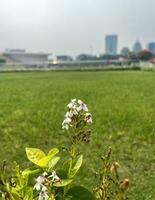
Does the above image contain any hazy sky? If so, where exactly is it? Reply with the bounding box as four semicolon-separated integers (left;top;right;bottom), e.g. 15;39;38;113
0;0;155;56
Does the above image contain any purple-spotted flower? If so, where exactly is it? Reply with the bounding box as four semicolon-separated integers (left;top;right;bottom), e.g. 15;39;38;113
38;186;49;200
33;176;44;191
77;100;88;112
33;172;48;191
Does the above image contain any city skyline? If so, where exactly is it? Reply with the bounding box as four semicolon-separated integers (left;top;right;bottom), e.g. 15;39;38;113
1;34;155;57
0;0;155;56
3;36;155;57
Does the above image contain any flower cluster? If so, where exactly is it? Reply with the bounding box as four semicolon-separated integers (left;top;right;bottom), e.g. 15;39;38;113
62;99;92;130
33;171;60;200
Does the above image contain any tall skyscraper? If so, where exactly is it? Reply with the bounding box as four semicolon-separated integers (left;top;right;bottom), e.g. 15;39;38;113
132;41;142;53
147;42;155;54
105;35;118;55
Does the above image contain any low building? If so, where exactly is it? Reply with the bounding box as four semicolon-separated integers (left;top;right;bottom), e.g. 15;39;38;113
76;54;97;61
3;49;50;67
56;55;73;62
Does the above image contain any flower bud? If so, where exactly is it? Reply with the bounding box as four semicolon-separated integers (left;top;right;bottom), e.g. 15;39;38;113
119;178;129;190
110;162;120;173
84;113;92;123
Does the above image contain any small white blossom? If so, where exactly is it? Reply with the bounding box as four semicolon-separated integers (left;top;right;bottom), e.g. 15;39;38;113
66;108;78;119
70;106;78;115
33;176;44;191
62;117;71;124
65;111;73;118
38;186;49;200
84;113;92;123
62;123;69;130
42;172;48;177
62;117;72;130
67;99;77;109
33;172;48;191
34;182;41;191
49;170;60;182
42;185;48;192
77;100;88;112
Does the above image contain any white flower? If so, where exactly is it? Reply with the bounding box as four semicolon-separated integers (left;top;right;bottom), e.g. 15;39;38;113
39;186;49;200
67;99;77;109
62;117;72;130
42;185;48;192
62;117;71;124
33;172;48;191
48;170;60;182
34;182;41;191
33;176;44;191
77;100;88;112
66;108;78;119
70;106;78;115
62;123;69;130
84;113;92;123
65;111;73;118
42;172;48;177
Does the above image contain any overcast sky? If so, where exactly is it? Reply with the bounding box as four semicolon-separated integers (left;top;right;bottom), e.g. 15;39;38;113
0;0;155;56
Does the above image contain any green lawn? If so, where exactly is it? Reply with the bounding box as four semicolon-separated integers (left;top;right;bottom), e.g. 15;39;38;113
0;71;155;199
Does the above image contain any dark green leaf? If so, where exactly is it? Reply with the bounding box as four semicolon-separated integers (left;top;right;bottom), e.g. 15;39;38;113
65;186;96;200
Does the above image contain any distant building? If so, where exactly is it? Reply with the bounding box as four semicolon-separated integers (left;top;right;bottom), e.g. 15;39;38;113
5;49;26;53
147;42;155;54
76;54;97;61
132;41;142;53
105;35;118;55
3;49;50;66
121;47;130;57
56;55;73;62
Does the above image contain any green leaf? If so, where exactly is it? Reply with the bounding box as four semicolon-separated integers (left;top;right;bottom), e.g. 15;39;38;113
22;167;41;176
25;148;59;167
62;159;72;178
65;186;96;200
70;155;83;178
37;155;55;167
47;157;60;171
53;179;73;187
25;148;45;165
48;148;59;157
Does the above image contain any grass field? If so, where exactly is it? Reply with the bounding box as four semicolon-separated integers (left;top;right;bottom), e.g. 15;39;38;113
0;71;155;199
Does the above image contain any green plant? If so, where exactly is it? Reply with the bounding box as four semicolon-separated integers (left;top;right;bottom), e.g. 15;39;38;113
0;99;94;200
0;99;129;200
93;147;129;200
